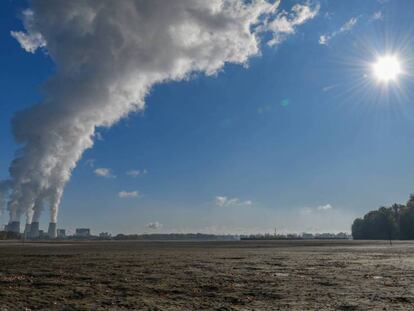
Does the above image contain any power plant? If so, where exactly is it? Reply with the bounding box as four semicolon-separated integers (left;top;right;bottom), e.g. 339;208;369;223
7;221;20;233
30;222;40;239
48;222;57;239
2;222;97;240
75;228;91;237
24;223;31;239
3;221;68;240
57;229;66;238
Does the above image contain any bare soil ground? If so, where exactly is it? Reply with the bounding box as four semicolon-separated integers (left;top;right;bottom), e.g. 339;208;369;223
1;240;414;310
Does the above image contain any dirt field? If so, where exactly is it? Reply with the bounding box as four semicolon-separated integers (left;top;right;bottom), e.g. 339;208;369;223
1;240;414;310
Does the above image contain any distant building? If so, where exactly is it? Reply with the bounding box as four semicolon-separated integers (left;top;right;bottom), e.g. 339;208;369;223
38;230;48;239
336;232;350;239
75;228;90;237
57;229;66;238
302;233;314;239
99;232;111;239
286;233;299;239
319;233;335;239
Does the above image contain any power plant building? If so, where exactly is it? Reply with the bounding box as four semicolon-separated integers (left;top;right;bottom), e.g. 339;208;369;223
48;222;57;239
24;223;31;239
99;232;111;239
76;228;90;237
3;223;94;240
29;222;40;239
7;221;20;233
57;229;66;238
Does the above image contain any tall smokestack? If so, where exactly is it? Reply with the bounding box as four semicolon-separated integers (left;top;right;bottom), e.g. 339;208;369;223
8;221;20;233
29;221;39;239
48;222;57;239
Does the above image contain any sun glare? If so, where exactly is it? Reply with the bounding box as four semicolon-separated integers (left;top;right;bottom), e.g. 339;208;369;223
372;55;402;83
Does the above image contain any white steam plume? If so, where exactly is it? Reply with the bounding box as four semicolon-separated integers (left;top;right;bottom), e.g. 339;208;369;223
0;181;11;216
4;0;316;224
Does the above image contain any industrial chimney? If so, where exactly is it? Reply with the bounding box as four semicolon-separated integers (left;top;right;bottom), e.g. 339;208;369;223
30;222;40;239
48;222;57;239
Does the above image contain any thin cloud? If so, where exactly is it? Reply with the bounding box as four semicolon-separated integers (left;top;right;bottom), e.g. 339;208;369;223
267;2;320;46
317;204;333;211
300;204;334;215
371;11;383;21
147;221;162;229
11;31;45;53
10;10;45;53
340;17;358;32
126;169;147;178
322;84;338;92
85;158;95;168
323;12;334;20
94;168;115;178
319;17;358;45
94;132;104;141
118;190;139;199
215;196;253;208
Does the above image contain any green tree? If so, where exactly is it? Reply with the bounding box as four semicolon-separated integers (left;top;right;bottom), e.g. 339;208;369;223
399;205;414;240
351;218;364;239
353;206;399;240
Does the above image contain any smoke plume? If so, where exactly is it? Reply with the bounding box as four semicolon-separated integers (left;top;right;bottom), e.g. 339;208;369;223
0;181;10;216
3;0;317;224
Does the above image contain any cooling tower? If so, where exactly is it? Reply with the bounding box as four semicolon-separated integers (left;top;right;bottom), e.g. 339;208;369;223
30;222;39;238
48;222;57;239
24;223;31;239
8;221;20;233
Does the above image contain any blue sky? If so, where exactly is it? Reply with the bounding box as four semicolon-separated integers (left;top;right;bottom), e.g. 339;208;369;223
2;0;414;234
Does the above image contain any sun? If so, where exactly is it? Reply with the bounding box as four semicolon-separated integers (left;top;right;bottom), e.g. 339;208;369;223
372;55;402;83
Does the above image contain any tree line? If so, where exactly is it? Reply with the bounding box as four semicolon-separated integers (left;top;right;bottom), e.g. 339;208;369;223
352;194;414;240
